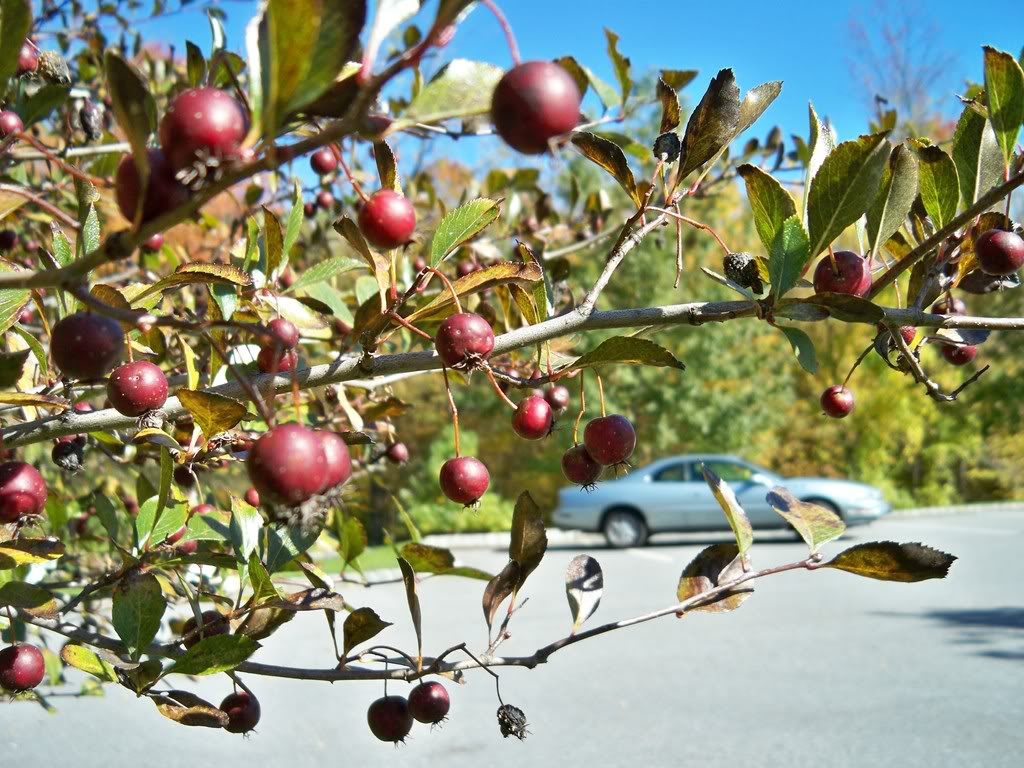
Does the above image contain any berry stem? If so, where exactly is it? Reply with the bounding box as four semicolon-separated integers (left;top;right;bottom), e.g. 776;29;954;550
441;366;460;457
827;245;840;276
479;0;521;66
0;182;80;230
425;267;462;314
333;146;368;204
291;364;302;422
390;312;432;340
596;373;606;417
13;133;112;188
483;367;517;409
646;206;730;255
673;202;684;289
202;331;274;425
573;370;586;443
842;341;875;388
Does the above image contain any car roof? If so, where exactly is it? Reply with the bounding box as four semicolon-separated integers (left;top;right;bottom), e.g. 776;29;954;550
638;455;769;474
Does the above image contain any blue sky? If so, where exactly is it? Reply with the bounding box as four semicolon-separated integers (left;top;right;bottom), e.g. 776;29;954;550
149;0;1021;145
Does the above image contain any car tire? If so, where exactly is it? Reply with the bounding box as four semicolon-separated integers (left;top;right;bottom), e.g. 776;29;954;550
602;508;648;548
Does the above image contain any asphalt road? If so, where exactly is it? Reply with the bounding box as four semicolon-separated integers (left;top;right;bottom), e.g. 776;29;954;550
3;509;1022;767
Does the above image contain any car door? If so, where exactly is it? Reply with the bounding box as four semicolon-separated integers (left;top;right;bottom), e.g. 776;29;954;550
673;461;733;530
640;462;692;532
700;459;776;526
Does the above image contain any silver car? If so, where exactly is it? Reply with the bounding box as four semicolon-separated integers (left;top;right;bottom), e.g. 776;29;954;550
553;454;892;548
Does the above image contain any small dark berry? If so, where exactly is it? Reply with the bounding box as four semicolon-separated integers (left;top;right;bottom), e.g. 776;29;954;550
653;132;681;162
408;681;450;724
221;691;261;734
723;252;763;293
181;610;229;648
367;695;413;743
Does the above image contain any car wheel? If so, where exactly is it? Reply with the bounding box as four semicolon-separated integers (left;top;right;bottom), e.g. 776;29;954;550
602;508;647;548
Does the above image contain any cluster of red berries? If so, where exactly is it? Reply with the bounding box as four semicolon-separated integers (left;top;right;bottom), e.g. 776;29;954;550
367;681;450;743
562;415;637;488
246;423;351;507
256;317;300;374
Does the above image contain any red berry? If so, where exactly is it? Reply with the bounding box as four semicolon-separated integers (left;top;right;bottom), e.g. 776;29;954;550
583;415;636;466
0;111;23;137
561;445;602;486
176;539;199;556
941;344;977;366
877;324;916;345
316;189;335;210
512;395;553;440
820;385;855;418
357;189;416;249
812;251;872;296
544;385;571;411
931;296;967;315
165;525;187;545
367;695;414;743
181;610;229;648
192;503;214;516
318;431;352;491
975;229;1024;276
141;233;164;252
278;269;295;289
256;346;297;373
304;201;317;218
173;465;196;488
491;61;581;154
456;259;477;278
221;691;261;734
115;149;189;224
0;229;17;251
159;87;248;171
0;644;45;692
439;456;490;505
310;147;337;175
247;424;328;505
434;312;495;368
386;442;409;464
51;313;125;380
265;318;299;349
17;43;37;75
106;361;168;416
408;681;450;724
244;488;261;508
0;461;48;523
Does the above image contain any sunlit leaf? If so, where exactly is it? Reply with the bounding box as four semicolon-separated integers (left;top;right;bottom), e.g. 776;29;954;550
766;487;846;552
565;554;603;633
824;541;956;582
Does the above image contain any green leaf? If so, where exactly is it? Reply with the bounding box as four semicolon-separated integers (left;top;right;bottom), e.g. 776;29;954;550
660;68;699;91
397;557;422;658
60;644;118;682
0;581;58;618
287;255;361;292
152;693;229;728
604;28;632;107
982;46;1024;167
373;140;400;192
562;336;685;372
766;487;846;553
0;265;29;336
700;465;753;557
509;491;547;597
777;325;818;374
913;142;959;230
802;103;835;224
0;0;32;100
133;497;158;550
0;537;64;569
806;132;890;257
265;523;319;573
402;59;504;124
656;77;680;133
736;164;798;256
19;84;70;126
333;216;390;309
283;0;366;115
185;41;206;87
865;143;919;253
0;348;28;388
342;607;392;656
800;293;885;323
230;496;262;566
482;560;519;632
824;542;956;582
405;260;540;323
678;68;740;178
248;552;281;603
952;105;1004;209
132;263;252;303
150;502;188;547
676;543;752;614
399;542;491;580
580;64;619;111
111;571;166;662
165;634;260;677
737;81;783;137
337;514;367;570
104;52;156;174
282;182;304;257
768;215;810;300
428;198;501;266
263;205;285;278
565;554;603;633
571;131;641;206
260;0;323;133
177;389;248;438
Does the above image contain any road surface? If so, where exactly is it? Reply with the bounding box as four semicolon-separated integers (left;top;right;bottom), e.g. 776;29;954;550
3;509;1021;767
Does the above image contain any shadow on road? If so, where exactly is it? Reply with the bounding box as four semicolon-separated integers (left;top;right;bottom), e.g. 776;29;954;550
878;606;1024;661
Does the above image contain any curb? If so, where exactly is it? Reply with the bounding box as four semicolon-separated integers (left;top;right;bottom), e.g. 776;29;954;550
890;501;1023;518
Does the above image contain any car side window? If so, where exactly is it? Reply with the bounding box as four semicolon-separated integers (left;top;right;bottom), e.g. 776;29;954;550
653;463;689;482
701;461;753;482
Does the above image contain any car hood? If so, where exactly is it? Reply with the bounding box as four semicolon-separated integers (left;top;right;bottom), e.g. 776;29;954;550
783;477;883;497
